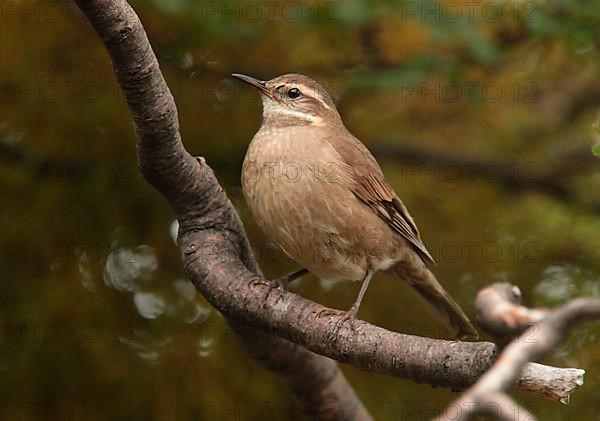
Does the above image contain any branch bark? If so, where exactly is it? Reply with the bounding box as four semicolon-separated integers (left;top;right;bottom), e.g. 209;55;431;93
72;0;591;419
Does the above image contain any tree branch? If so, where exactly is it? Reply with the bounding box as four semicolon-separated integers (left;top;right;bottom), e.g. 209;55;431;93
475;283;549;347
72;0;591;419
437;284;599;420
73;0;371;419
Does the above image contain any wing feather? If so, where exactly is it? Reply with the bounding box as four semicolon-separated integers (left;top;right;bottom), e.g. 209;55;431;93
325;132;435;265
353;173;435;265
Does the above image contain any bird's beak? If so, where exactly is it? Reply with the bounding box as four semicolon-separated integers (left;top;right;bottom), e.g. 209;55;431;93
231;73;270;96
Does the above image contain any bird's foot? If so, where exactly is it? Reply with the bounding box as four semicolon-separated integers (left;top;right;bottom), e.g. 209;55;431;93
274;268;308;289
249;277;285;290
248;277;286;302
270;275;292;290
326;305;359;342
315;308;342;319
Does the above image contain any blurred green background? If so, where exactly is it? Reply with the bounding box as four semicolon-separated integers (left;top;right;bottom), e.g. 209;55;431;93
1;0;599;419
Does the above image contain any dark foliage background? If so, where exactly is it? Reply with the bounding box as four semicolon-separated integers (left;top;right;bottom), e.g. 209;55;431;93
0;0;599;419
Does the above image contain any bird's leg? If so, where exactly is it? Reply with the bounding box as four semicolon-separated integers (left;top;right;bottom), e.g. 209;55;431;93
249;268;308;290
327;266;375;341
273;267;309;288
348;266;375;317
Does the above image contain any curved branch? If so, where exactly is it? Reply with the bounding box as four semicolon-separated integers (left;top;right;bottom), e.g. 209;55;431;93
475;283;549;347
179;235;582;401
73;0;590;418
74;0;370;419
437;286;600;420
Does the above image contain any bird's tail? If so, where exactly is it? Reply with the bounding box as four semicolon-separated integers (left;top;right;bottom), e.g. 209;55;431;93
386;264;478;340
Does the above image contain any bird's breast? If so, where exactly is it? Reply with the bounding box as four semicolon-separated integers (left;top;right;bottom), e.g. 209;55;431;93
242;127;351;233
241;127;402;280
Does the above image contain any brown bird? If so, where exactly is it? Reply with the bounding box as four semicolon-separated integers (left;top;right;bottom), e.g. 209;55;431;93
233;73;478;339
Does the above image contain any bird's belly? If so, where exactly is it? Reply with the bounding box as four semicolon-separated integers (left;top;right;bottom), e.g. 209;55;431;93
243;155;401;281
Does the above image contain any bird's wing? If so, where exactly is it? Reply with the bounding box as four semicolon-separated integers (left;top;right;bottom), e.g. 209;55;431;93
328;133;436;265
353;172;436;265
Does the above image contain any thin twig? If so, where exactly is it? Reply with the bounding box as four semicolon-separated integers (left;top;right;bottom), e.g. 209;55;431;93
437;286;600;421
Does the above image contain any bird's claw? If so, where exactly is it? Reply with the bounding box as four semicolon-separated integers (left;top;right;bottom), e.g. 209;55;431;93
315;308;342;319
248;277;286;302
326;309;357;342
249;277;285;290
271;275;293;289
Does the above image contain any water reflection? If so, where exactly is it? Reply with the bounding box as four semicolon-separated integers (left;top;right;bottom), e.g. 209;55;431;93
167;279;212;324
133;292;166;319
537;265;600;350
581;276;600;297
197;336;215;358
100;239;215;362
102;241;212;324
536;265;579;303
103;244;158;292
119;330;173;365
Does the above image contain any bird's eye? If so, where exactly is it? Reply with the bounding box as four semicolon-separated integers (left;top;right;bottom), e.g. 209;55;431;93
287;88;301;99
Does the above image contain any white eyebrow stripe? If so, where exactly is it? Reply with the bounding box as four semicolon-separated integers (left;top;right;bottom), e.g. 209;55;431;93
294;84;333;111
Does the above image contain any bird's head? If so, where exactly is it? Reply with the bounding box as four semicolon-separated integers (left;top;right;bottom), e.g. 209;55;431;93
232;73;341;126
